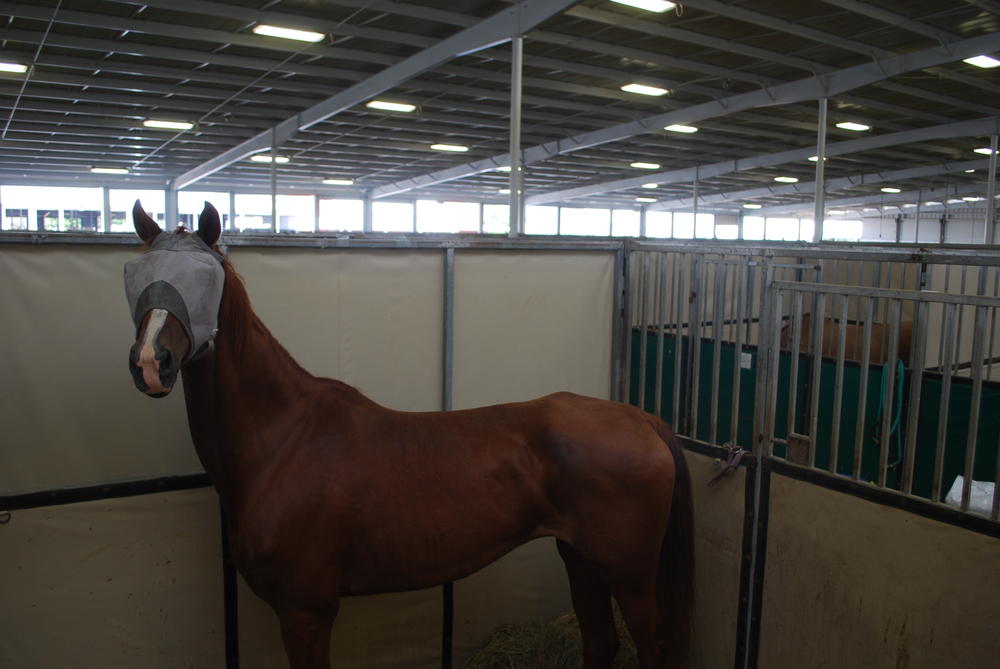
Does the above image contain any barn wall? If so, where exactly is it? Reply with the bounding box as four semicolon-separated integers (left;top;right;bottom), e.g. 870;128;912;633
757;473;1000;669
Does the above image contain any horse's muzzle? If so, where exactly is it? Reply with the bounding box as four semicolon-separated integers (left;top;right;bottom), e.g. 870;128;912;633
129;344;177;398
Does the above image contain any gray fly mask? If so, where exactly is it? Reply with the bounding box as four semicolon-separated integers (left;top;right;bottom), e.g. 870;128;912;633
124;231;225;362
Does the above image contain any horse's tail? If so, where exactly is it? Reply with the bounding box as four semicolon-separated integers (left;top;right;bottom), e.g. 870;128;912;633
654;418;694;667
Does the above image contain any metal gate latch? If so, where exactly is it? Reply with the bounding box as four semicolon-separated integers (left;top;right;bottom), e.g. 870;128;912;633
708;445;746;487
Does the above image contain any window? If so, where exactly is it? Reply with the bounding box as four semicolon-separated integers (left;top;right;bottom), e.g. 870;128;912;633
318;199;363;232
612;209;640;237
823;218;862;241
673;212;695;239
525;206;557;235
373;201;414;232
743;216;765;240
716;224;739;239
275;195;315;232
645;211;672;238
235;194;274;232
3;208;28;231
765;217;802;241
695;213;715;239
482;204;509;234
110;189;165;233
417;200;479;233
1;186;102;232
178;191;230;231
560;207;610;236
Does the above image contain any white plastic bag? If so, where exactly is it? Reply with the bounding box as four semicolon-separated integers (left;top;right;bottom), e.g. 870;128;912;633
944;475;996;515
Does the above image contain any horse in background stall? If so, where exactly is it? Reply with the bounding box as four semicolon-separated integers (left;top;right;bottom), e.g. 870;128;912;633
780;312;913;365
122;200;694;669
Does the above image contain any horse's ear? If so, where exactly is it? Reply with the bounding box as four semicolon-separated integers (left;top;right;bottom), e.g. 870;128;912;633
132;200;162;243
197;201;222;247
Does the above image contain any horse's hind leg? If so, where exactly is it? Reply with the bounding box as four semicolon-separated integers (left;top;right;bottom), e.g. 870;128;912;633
277;603;338;669
557;540;619;669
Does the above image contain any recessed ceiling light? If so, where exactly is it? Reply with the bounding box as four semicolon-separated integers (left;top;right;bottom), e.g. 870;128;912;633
924;201;942;206
250;154;289;163
0;62;28;73
963;196;984;202
742;203;762;209
494;165;511;172
835;121;870;132
965;169;976;173
963;55;1000;69
828;209;847;215
630;161;660;169
642;183;658;189
863;208;879;212
881;187;901;193
664;124;698;133
143;119;194;130
252;24;324;42
366;100;416;113
498;188;511;194
621;83;669;96
947;198;964;204
774;176;799;183
636;197;657;203
610;0;676;12
974;147;994;155
902;203;917;208
91;167;129;174
431;143;469;152
323;178;354;185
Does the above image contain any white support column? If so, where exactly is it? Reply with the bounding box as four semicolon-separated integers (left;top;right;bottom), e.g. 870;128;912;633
508;34;525;237
313;195;320;233
270;134;278;233
228;191;236;232
813;98;828;243
102;186;112;233
986;134;998;245
362;191;373;233
165;188;178;229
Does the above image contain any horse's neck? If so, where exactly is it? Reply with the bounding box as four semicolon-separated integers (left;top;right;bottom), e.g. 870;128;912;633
182;269;314;513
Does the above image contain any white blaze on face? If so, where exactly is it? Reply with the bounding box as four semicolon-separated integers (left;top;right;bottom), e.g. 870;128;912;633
139;308;170;394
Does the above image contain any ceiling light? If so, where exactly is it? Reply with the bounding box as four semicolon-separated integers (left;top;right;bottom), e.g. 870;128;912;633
630;161;660;169
610;0;676;12
431;143;469;152
974;147;994;155
835;121;870;132
323;178;354;186
808;155;828;162
366;100;416;113
250;154;290;163
863;208;879;212
774;176;798;183
143;119;194;130
963;55;1000;69
91;167;129;174
498;188;511;194
963;196;984;202
965;169;976;173
742;203;762;209
641;183;658;189
902;203;917;208
621;83;669;96
636;197;657;203
828;209;846;215
664;124;698;133
947;198;964;204
252;24;324;42
0;62;28;73
924;201;942;206
881;187;901;193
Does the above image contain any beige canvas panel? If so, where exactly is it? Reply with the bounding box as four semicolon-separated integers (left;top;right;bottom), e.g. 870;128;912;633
229;248;442;411
686;451;744;669
452;538;572;664
759;474;1000;668
0;245;198;494
0;488;223;668
452;251;613;408
237;577;442;669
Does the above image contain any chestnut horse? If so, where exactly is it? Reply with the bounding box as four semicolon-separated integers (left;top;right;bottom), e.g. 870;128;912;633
124;201;693;669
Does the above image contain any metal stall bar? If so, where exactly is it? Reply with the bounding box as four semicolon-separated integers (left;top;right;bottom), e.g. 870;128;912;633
933;305;959;502
710;260;726;446
902;300;929;495
637;252;650;411
623;250;635;405
673;253;686;430
806;293;827;469
786;291;805;442
686;256;704;437
612;244;626;402
508;34;524;237
877;300;902;488
829;295;849;474
654;252;667;417
730;257;748;448
961;306;988;511
854;298;875;481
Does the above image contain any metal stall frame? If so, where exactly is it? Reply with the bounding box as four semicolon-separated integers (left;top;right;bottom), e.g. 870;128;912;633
624;238;1000;669
0;231;626;669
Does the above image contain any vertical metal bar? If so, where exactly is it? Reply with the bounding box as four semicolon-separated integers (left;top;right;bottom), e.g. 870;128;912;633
807;292;827;468
672;253;685;429
687;256;704;436
362;191;373;233
984;134;997;244
786;292;804;438
878;301;902;488
765;280;785;454
228;191;236;232
961;306;988;511
165;187;178;228
270;135;278;233
853;298;875;480
102;186;111;233
710;261;725;445
612;244;626;402
902;300;928;495
637;252;650;411
933;304;958;502
313;195;320;233
753;261;777;456
639;206;647;238
829;295;849;474
508;35;524;238
622;248;634;404
957;266;969;373
731;257;747;448
654;252;667;417
813;97;828;243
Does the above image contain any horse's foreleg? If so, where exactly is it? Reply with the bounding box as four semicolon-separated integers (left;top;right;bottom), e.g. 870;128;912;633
611;580;667;669
277;602;338;669
557;540;619;669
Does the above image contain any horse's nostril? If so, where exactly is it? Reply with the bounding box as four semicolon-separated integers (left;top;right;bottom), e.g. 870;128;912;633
157;348;173;373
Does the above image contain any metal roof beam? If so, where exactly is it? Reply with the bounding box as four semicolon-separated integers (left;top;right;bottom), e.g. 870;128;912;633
755;184;989;216
648;159;990;211
527;116;1000;205
374;32;1000;200
172;0;580;190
